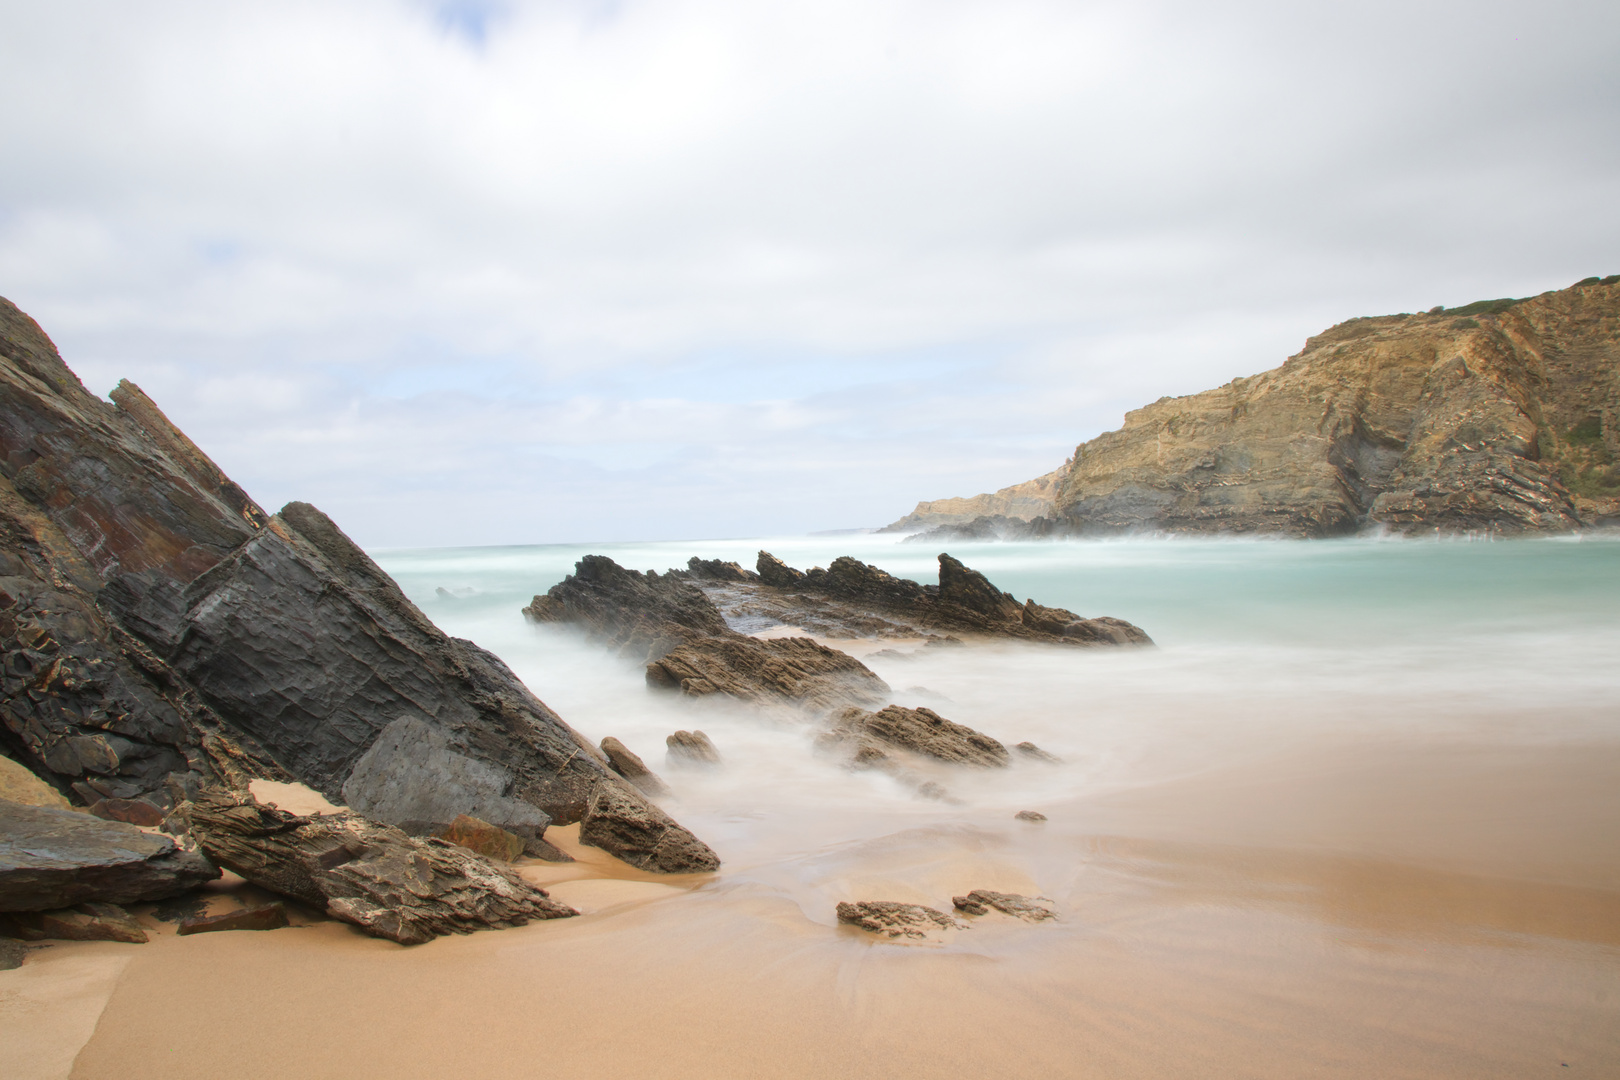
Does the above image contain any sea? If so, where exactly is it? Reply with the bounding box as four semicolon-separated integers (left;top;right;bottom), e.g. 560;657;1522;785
366;533;1620;1075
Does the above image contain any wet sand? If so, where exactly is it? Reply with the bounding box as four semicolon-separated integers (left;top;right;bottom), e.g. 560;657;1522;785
14;738;1615;1079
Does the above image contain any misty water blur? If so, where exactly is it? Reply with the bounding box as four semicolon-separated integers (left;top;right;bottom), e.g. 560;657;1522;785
373;534;1620;915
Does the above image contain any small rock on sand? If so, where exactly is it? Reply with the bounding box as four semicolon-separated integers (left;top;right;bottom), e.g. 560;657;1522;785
177;902;290;935
836;900;961;939
951;890;1056;922
1014;810;1048;822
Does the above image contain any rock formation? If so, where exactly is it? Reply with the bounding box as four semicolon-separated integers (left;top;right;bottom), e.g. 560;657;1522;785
889;277;1620;537
186;788;577;945
951;890;1055;921
819;705;1010;769
0;900;150;943
835;900;961;940
0;799;218;911
882;462;1070;532
599;737;669;797
0;295;717;874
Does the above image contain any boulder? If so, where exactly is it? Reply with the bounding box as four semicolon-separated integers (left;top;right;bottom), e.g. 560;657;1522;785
577;780;722;873
835;900;961;939
824;706;1009;769
0;756;74;810
0;901;149;943
599;737;669;797
665;730;722;767
185;788;577;945
647;635;890;715
436;814;525;863
1013;742;1062;764
951;890;1056;921
177;901;289;935
0;799;219;912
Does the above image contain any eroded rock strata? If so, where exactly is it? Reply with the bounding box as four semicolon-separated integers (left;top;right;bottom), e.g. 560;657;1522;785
0;294;717;875
892;277;1620;538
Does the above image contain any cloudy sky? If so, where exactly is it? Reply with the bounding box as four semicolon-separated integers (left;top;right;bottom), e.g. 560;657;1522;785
2;1;1616;546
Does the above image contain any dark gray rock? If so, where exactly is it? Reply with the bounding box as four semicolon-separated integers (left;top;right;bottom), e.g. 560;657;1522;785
600;736;669;797
577;779;721;873
186;788;576;945
0;799;218;911
523;555;730;660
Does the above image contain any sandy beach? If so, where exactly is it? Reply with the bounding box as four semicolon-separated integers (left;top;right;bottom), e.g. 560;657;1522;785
6;737;1614;1080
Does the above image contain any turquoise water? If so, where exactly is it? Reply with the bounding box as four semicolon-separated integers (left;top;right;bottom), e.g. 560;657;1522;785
373;534;1620;868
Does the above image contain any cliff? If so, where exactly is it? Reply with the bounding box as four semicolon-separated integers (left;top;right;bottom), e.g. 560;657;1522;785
881;462;1069;532
895;276;1620;538
0;295;717;873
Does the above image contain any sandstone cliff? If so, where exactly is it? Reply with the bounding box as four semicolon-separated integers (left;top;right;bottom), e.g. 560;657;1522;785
0;295;717;873
895;277;1620;538
881;462;1069;532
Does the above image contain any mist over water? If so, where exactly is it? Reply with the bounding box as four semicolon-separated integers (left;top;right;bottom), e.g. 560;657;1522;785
374;534;1620;881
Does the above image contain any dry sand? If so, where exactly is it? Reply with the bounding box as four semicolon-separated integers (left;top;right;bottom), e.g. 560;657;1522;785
3;740;1615;1079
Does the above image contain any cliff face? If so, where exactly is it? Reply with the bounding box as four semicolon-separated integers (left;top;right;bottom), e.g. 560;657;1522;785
0;296;717;872
894;277;1620;538
882;462;1069;532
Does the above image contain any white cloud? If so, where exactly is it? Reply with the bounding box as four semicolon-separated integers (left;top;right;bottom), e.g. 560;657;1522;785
1;0;1616;544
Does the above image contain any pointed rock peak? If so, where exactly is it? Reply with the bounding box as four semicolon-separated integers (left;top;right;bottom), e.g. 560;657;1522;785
935;554;1023;621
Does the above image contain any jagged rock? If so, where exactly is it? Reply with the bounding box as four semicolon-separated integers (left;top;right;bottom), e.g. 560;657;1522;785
600;737;669;797
836;900;961;939
185;789;577;945
1013;742;1062;764
523;555;731;660
647;635;891;714
895;279;1620;537
685;557;759;583
176;901;289;935
0;296;717;874
436;814;525;863
755;551;806;588
0;901;149;943
665;730;722;767
1014;809;1048;822
0;800;219;911
751;551;1151;646
951;890;1056;921
825;706;1009;768
577;779;722;873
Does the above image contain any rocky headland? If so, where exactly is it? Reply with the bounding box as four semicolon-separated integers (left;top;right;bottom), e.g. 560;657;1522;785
890;276;1620;540
0;294;719;956
523;549;1147;798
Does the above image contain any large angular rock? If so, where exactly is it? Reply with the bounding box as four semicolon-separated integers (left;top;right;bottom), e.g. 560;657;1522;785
646;634;890;715
0;297;718;874
577;780;722;873
186;789;577;945
523;555;730;660
0;799;218;911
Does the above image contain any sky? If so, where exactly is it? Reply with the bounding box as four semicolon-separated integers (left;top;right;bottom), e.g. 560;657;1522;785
1;0;1617;547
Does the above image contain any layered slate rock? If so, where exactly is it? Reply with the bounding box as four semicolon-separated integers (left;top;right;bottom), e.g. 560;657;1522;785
577;780;722;873
0;296;717;874
746;551;1152;646
527;555;892;715
951;890;1056;921
892;278;1620;537
187;789;577;945
0;799;218;911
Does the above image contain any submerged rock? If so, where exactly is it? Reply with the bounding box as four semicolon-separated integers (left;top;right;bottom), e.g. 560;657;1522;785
1013;742;1062;764
1013;810;1048;823
647;635;890;715
599;737;669;797
824;705;1009;769
186;788;577;945
665;730;722;767
951;890;1056;921
836;900;961;939
0;800;218;912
